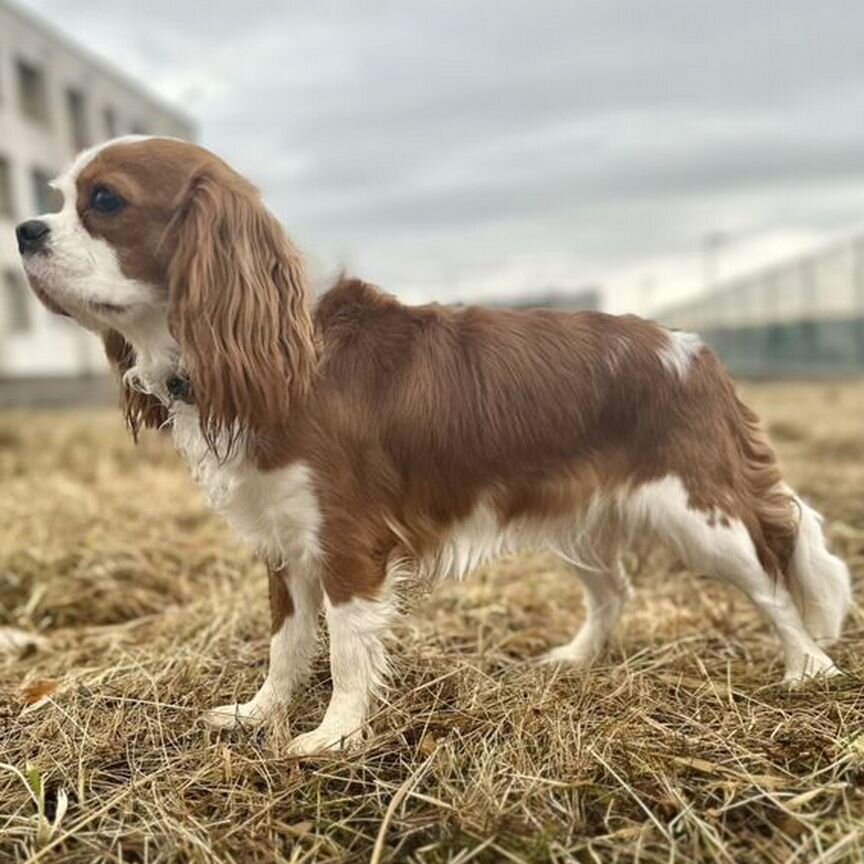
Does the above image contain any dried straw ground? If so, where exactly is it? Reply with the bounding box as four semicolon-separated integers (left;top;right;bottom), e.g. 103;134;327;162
1;380;863;864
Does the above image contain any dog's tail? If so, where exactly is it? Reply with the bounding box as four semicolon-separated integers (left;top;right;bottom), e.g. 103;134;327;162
730;395;797;578
731;394;851;643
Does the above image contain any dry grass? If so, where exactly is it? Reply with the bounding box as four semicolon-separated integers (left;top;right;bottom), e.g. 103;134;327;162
1;380;863;864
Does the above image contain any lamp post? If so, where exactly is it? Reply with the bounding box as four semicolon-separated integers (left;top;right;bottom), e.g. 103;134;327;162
702;231;728;293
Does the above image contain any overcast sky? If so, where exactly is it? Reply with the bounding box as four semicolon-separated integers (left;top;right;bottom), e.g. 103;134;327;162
16;0;864;313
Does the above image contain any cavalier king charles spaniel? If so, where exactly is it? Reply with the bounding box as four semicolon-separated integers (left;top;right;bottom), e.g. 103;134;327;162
16;137;850;754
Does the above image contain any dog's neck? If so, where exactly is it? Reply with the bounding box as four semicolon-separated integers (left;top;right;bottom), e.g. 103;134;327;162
115;305;181;403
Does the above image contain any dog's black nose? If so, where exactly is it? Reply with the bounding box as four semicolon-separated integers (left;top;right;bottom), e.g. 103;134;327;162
16;220;51;254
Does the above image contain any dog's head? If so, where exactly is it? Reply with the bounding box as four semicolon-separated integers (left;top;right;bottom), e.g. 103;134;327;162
16;137;315;449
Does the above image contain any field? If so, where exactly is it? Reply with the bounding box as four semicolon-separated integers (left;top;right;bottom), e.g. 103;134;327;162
0;380;862;863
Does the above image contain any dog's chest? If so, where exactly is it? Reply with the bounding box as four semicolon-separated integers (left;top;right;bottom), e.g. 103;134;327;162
171;408;322;565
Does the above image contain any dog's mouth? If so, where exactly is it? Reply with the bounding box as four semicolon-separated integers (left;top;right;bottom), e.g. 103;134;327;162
90;301;129;314
24;271;129;320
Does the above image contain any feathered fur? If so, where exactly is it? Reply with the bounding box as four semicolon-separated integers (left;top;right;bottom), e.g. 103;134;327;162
166;167;316;461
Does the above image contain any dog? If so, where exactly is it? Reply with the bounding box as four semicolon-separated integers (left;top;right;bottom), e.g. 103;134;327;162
16;137;851;754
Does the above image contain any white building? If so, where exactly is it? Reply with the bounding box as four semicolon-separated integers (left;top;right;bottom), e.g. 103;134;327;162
660;233;864;376
0;0;194;394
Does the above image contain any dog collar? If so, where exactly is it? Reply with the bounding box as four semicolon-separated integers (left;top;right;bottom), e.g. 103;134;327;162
166;374;194;405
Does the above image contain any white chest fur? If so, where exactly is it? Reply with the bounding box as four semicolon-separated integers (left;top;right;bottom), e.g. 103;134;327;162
171;406;322;566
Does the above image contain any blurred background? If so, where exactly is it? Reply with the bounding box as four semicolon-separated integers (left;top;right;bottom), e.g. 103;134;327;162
1;0;863;404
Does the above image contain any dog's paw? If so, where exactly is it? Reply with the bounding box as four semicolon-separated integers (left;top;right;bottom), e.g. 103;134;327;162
287;723;364;756
202;701;271;730
539;642;599;669
782;656;843;689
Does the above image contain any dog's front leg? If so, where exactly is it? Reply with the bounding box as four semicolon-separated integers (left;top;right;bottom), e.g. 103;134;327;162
204;564;322;729
287;557;392;755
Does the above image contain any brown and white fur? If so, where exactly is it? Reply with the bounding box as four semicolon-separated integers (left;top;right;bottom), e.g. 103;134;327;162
17;138;851;754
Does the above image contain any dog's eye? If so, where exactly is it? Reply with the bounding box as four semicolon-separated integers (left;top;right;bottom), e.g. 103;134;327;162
90;186;126;215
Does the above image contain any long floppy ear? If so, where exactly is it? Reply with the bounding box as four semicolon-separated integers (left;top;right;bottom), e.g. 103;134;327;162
103;329;169;440
167;169;316;460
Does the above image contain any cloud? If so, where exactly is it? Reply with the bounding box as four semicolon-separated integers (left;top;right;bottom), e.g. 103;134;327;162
16;0;864;311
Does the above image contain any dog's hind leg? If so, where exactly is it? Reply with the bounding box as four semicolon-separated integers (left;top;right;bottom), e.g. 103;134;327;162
542;551;633;668
632;476;838;684
786;494;851;645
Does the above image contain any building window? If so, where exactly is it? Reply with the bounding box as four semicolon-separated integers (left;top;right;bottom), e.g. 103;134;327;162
17;59;50;125
103;106;118;139
66;87;90;151
31;168;62;214
0;156;14;219
4;269;32;334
